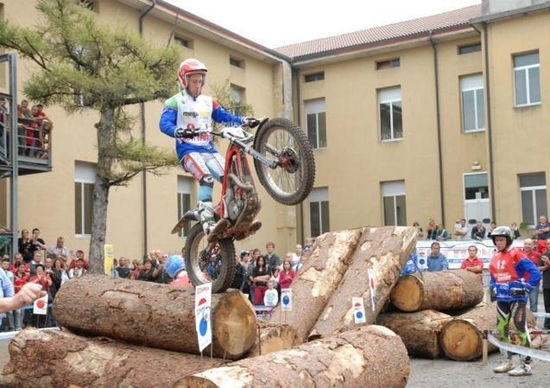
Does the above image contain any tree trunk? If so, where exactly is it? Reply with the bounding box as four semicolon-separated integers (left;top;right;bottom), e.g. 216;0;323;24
390;270;483;312
179;325;410;388
53;275;257;359
376;309;453;358
269;229;362;342
89;108;116;274
439;302;497;360
0;328;225;388
310;226;417;339
247;321;300;357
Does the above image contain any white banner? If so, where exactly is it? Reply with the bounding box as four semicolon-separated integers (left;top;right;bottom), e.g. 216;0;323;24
33;294;48;315
281;288;293;311
352;297;366;324
194;283;212;352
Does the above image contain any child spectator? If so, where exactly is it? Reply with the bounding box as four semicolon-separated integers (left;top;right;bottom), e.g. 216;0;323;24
68;258;87;278
13;262;29;330
279;260;297;289
291;245;302;271
250;255;269;305
263;280;279;307
29;264;51;328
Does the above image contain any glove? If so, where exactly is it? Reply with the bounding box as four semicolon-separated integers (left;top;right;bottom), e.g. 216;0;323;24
242;117;259;128
175;127;196;139
509;281;532;296
490;287;497;302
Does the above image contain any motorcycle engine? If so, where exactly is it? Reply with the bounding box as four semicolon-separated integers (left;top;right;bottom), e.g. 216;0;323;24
225;187;244;222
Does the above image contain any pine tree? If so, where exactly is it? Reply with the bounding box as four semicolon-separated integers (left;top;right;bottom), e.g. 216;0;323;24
0;0;181;273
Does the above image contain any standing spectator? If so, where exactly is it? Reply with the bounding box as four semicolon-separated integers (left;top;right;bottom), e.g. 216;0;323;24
68;258;87;278
535;216;550;254
238;251;253;297
279;260;297;289
1;259;15;331
130;259;142;280
29;250;43;276
264;242;281;275
303;237;315;254
426;242;448;272
69;250;89;270
291;245;302;271
250;248;261;268
522;239;542;313
435;224;449;241
137;260;155;282
115;257;131;279
426;218;437;239
510;222;521;240
460;246;483;274
471;221;487;241
0;262;14;331
17;99;31;118
47;236;70;266
263;280;279;308
13;262;29;330
412;222;424;239
250;256;269;305
165;255;191;287
486;222;497;239
18;229;33;263
154;255;172;284
29;264;52;328
453;219;469;240
539;239;550;329
50;259;69;295
29;228;46;260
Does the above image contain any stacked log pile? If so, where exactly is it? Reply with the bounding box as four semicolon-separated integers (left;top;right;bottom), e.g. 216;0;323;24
9;226;515;387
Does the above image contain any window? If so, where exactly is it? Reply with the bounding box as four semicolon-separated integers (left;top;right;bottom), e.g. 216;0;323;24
464;173;489;200
376;58;400;70
378;87;402;141
75;0;97;11
309;188;330;237
230;57;244;68
229;84;247;115
305;72;324;82
519;173;547;226
513;52;541;107
174;36;193;49
177;176;193;237
305;99;327;149
460;74;484;132
381;181;406;226
75;162;96;236
458;43;481;55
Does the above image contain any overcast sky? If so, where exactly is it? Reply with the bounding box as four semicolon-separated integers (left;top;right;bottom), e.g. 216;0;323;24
165;0;481;48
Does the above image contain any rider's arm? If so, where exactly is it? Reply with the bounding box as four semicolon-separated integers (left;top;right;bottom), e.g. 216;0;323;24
159;97;178;137
516;256;542;287
211;100;244;126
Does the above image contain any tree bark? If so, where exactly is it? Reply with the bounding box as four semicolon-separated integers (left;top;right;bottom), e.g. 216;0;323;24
310;226;417;339
0;328;225;388
390;270;483;312
376;309;453;358
270;229;362;341
53;275;257;359
247;321;300;357
439;302;497;360
89;108;116;275
179;325;410;388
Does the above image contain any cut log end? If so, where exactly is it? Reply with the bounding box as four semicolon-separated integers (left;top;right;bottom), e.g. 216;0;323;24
212;291;257;358
440;319;482;361
390;275;423;312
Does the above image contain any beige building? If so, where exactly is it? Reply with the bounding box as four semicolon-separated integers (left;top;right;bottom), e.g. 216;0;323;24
1;0;549;261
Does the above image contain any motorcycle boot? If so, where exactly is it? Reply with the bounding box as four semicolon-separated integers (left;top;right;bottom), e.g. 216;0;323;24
493;356;515;373
508;356;532;377
199;201;216;235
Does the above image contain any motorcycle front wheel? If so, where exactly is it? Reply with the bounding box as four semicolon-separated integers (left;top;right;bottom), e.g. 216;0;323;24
184;223;236;293
253;118;315;205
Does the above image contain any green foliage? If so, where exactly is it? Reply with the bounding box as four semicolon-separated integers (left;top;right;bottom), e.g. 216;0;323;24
0;0;182;185
210;79;254;123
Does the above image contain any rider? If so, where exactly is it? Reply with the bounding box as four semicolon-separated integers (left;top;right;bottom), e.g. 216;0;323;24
489;226;541;377
159;58;258;235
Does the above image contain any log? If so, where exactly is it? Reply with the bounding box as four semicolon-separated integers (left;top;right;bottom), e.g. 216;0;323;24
270;229;362;341
440;302;542;361
247;321;300;357
179;325;410;388
311;226;417;339
390;270;483;312
53;275;256;359
376;309;453;358
0;328;225;387
440;302;496;360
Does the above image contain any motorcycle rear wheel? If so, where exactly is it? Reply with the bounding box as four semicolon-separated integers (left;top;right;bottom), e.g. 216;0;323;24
253;118;315;205
184;223;236;293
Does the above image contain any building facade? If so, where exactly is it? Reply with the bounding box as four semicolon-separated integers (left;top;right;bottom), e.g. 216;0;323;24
1;0;549;261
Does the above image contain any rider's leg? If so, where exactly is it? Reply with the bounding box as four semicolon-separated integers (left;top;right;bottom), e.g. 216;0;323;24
493;301;515;373
182;153;216;233
508;301;532;376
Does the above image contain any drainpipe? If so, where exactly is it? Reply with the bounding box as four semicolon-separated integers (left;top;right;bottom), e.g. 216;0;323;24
429;31;445;225
483;22;496;222
139;0;156;256
294;67;305;245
